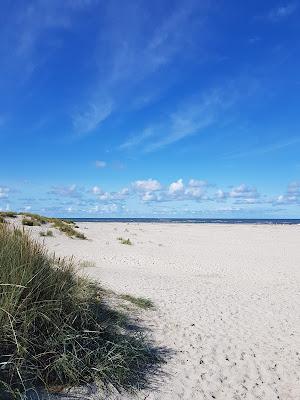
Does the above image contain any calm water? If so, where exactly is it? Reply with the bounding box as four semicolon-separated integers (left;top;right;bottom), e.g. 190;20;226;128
68;218;300;225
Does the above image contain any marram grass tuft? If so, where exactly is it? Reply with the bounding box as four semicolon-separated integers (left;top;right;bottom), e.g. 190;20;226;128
0;224;161;399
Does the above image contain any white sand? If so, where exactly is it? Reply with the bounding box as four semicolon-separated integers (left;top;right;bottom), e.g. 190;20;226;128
29;222;300;399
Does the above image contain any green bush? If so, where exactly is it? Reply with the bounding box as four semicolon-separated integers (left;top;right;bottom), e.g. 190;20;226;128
39;230;54;237
22;218;41;227
0;225;160;399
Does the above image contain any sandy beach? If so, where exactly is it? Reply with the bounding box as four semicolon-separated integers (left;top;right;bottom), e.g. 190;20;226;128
29;222;300;399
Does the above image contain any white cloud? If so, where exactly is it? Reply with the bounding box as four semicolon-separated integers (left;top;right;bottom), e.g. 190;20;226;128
91;185;102;195
0;186;10;199
185;186;205;199
275;181;300;205
229;184;259;199
88;203;121;214
132;179;162;192
95;160;107;168
91;186;129;202
169;179;184;195
216;189;227;200
49;184;83;198
137;178;208;202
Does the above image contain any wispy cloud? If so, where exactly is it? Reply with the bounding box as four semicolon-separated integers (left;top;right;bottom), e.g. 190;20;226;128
1;1;84;83
71;1;208;135
225;137;300;159
268;3;298;21
72;101;113;135
95;160;107;168
121;82;246;152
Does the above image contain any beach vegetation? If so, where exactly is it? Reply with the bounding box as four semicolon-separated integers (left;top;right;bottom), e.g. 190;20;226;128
0;224;161;398
120;294;154;310
51;219;86;239
79;260;96;269
3;211;86;240
22;217;41;226
117;237;133;245
39;230;54;237
20;213;48;224
0;211;17;218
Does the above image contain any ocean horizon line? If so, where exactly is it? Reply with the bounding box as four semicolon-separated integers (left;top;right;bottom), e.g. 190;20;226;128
63;217;300;225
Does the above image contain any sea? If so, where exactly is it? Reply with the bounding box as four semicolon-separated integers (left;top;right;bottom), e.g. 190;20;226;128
69;218;300;225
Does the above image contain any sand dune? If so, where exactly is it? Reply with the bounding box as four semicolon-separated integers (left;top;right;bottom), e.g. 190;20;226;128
30;222;300;399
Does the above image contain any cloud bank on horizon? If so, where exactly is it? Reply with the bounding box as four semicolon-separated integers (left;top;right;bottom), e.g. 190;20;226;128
0;0;300;217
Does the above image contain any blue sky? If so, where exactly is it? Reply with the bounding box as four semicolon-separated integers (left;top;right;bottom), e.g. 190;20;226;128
0;0;300;218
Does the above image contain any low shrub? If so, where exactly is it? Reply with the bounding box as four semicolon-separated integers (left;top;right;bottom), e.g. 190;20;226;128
39;230;54;237
22;218;41;227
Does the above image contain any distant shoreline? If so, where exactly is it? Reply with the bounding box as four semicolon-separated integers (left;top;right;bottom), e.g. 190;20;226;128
63;217;300;225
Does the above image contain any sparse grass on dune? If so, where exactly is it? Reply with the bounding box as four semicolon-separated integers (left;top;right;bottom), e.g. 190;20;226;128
39;230;54;237
2;212;86;240
120;294;154;310
0;212;17;219
51;219;86;239
0;224;161;399
22;217;41;226
117;237;133;245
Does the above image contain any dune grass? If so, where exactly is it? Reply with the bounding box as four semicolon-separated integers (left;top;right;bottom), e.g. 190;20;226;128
0;212;17;219
117;237;133;245
3;212;86;240
120;295;154;310
0;224;161;399
51;219;86;239
39;230;54;237
22;217;41;227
